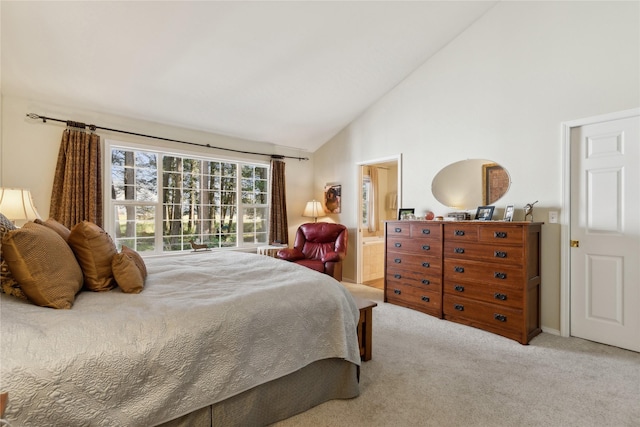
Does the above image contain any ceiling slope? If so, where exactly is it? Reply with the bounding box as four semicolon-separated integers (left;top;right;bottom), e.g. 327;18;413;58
1;1;496;152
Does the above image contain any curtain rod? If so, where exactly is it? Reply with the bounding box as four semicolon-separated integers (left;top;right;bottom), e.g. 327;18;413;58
25;113;308;161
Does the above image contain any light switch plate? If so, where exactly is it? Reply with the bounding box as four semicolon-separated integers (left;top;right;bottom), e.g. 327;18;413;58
549;211;558;223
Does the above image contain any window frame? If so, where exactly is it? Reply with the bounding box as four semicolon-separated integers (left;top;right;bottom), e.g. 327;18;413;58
104;139;270;255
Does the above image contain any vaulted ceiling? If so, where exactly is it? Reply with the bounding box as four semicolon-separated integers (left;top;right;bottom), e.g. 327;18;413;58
1;1;497;152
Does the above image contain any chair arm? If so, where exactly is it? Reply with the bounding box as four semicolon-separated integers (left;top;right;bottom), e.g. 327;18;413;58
321;251;344;263
277;248;305;261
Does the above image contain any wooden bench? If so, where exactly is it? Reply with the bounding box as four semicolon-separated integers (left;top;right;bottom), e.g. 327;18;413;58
354;297;377;361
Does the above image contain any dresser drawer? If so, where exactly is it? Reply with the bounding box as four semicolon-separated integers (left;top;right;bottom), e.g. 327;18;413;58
386;282;442;313
386;222;410;237
387;252;442;276
386;268;442;290
479;226;524;245
443;241;524;265
443;294;523;333
443;259;523;287
443;224;479;242
387;238;441;254
443;280;523;309
410;222;442;239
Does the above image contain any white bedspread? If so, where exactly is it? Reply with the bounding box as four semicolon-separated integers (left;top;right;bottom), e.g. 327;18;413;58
0;251;360;426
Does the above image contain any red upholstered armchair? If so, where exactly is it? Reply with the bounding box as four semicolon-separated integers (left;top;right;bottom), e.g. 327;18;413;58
276;223;348;281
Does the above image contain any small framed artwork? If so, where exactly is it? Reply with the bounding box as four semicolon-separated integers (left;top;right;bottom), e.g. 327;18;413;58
323;183;341;213
475;205;495;221
503;205;514;222
398;208;415;220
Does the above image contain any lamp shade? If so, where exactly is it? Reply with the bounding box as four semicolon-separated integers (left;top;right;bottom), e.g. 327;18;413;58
302;200;326;222
0;188;42;225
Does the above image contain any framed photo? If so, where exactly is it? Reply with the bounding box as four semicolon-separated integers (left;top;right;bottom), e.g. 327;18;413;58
503;205;514;222
323;183;341;213
482;163;510;205
398;208;415;220
475;205;495;221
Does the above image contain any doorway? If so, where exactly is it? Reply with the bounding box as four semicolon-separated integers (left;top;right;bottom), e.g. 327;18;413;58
356;155;402;287
561;108;640;352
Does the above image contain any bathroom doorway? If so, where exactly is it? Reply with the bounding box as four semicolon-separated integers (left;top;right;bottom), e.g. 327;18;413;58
356;155;402;288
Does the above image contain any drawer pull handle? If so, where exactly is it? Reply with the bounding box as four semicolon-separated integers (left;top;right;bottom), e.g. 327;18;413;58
395;227;402;233
454;285;465;292
454;266;465;273
454;230;465;236
494;314;507;322
394;274;401;279
394;289;401;295
421;296;430;302
394;258;402;264
395;242;402;248
422;245;430;251
454;304;464;311
454;247;465;254
494;272;507;280
494;293;507;301
422;262;430;268
494;231;507;238
422;229;431;235
494;251;507;258
422;279;430;285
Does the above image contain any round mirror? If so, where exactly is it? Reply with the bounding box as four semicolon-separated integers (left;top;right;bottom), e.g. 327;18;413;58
431;159;510;210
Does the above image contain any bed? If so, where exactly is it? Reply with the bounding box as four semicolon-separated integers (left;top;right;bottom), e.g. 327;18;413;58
0;251;361;426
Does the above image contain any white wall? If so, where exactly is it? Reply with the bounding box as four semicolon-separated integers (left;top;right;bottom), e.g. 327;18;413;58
0;95;315;245
314;1;640;331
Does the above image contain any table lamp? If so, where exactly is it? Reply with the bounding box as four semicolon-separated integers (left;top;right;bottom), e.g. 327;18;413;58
302;200;326;223
0;188;42;226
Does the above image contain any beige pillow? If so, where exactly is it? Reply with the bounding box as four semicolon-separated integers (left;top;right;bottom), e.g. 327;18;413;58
121;245;147;278
2;222;83;309
0;213;28;300
34;217;71;242
68;221;117;292
112;252;144;294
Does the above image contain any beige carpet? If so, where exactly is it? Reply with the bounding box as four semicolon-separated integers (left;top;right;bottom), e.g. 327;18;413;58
273;283;640;427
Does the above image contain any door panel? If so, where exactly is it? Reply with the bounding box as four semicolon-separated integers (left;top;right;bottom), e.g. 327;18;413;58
570;115;639;352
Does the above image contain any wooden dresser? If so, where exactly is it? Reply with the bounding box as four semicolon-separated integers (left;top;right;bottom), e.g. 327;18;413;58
385;221;443;318
384;220;542;344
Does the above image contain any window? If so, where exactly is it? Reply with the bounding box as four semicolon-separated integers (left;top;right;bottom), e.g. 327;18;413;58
362;175;371;228
107;142;269;253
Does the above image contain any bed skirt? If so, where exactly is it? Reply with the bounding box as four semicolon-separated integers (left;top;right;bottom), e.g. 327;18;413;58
157;358;360;427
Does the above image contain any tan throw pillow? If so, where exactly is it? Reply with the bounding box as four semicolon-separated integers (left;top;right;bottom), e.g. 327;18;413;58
68;221;117;292
112;252;144;294
2;222;83;309
34;217;71;242
0;213;28;300
121;245;147;278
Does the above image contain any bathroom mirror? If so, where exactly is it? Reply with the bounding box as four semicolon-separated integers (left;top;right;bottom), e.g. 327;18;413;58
431;159;510;210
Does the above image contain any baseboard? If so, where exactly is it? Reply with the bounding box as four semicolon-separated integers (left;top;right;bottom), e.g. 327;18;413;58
541;326;560;336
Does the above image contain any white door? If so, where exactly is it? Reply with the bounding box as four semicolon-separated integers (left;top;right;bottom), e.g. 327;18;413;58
570;114;640;352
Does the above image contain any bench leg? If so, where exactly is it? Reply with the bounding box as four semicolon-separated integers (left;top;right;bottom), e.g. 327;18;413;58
359;307;373;361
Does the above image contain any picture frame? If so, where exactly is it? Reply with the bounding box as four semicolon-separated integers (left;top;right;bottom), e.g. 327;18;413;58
323;183;341;213
503;204;514;222
482;163;510;205
398;208;415;220
475;205;495;221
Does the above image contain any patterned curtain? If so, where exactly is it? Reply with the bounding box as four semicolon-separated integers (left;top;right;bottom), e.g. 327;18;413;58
268;159;288;244
50;128;103;228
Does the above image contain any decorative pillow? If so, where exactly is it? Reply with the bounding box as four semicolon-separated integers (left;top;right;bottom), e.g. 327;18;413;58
112;252;144;294
67;221;117;292
0;213;28;300
121;245;147;278
2;222;83;309
34;217;71;242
